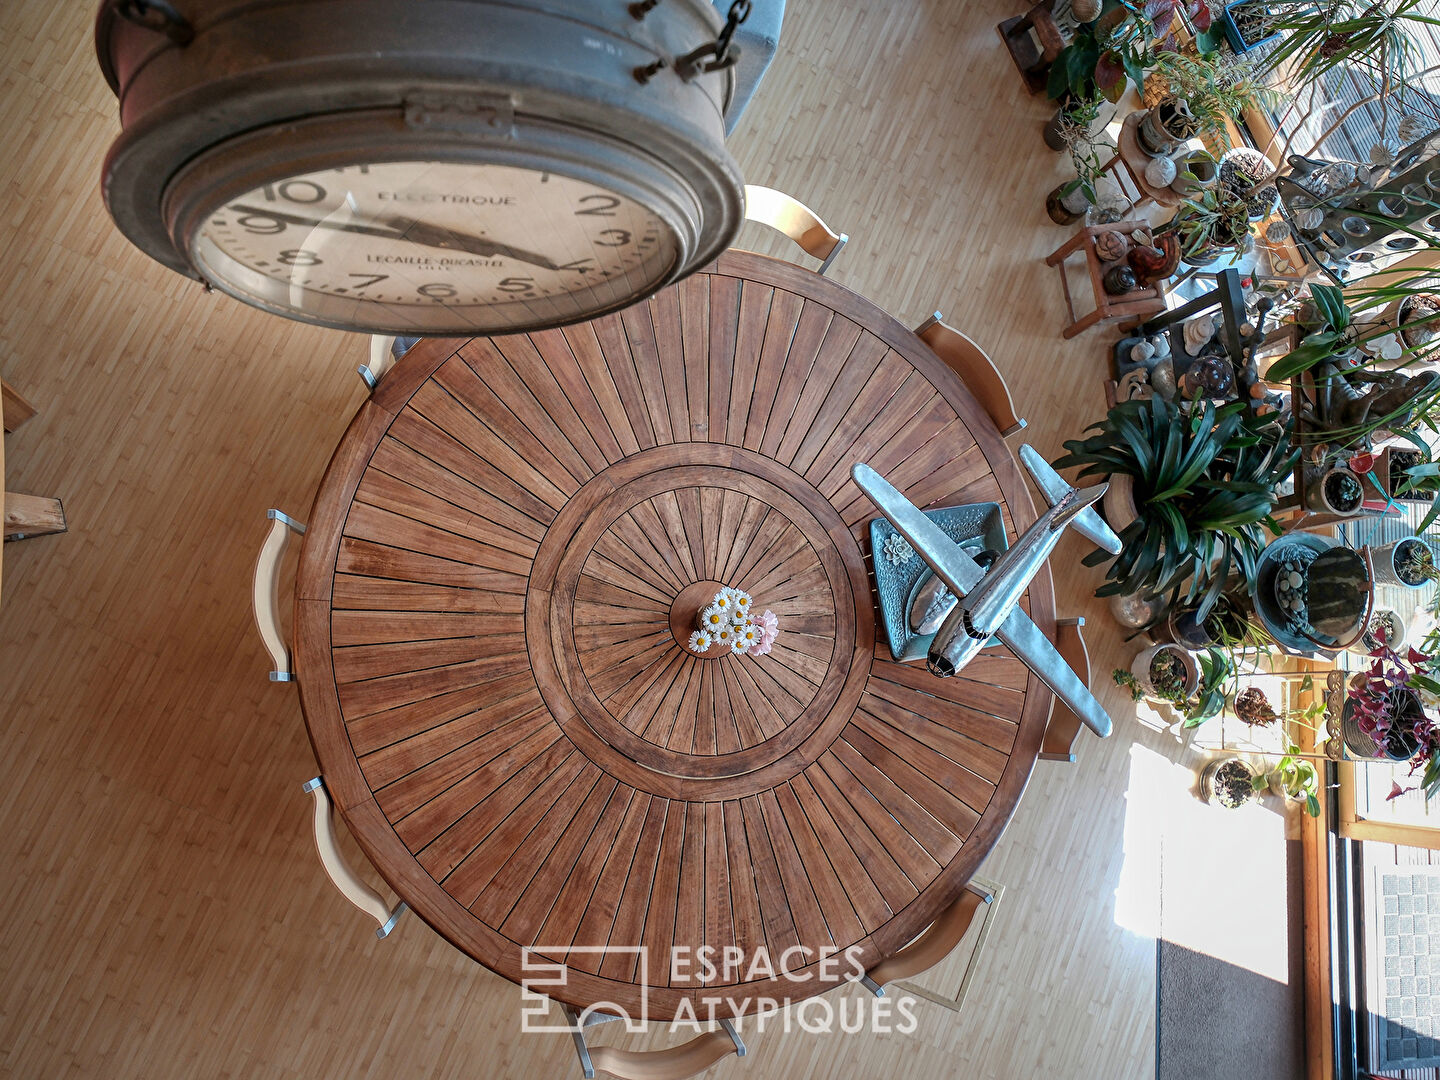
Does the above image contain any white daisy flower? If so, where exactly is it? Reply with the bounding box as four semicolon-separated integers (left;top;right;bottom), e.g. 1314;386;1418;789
714;625;733;645
688;630;712;653
711;591;732;612
732;591;752;616
730;634;748;654
699;604;728;630
737;624;761;648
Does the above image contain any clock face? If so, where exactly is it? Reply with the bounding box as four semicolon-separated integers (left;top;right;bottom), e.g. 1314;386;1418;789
189;162;681;333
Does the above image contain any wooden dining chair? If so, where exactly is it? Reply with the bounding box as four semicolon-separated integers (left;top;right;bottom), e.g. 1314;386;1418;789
251;508;408;938
912;313;1027;437
562;1008;746;1080
743;185;848;275
1039;616;1091;763
858;877;1003;1012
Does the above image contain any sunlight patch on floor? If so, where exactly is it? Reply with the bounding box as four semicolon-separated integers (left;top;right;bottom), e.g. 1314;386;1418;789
1114;741;1292;984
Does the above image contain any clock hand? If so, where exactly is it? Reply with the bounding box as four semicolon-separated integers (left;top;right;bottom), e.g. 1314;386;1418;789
228;205;563;272
229;205;406;242
377;217;561;271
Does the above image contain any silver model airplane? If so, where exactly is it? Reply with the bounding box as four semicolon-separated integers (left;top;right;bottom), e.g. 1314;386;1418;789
852;444;1124;739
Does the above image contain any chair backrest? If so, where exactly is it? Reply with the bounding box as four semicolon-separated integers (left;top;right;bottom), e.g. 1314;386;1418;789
564;1010;745;1080
913;313;1027;437
743;185;847;274
859;879;999;1002
1040;616;1091;763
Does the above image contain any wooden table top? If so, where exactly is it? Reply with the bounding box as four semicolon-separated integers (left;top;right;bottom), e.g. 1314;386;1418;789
294;249;1054;1018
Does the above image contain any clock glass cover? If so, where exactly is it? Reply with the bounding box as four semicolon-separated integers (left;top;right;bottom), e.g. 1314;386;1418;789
190;161;681;333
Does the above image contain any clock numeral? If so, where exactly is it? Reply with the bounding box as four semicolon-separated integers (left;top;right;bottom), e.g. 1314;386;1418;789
497;277;535;293
348;273;390;290
262;180;327;205
231;210;287;235
278;248;322;266
574;194;622;217
417;283;457;299
558;258;595;274
594;229;632;248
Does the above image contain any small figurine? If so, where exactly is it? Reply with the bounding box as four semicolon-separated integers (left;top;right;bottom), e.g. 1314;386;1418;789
1103;264;1138;295
1183;314;1216;356
1094;229;1129;263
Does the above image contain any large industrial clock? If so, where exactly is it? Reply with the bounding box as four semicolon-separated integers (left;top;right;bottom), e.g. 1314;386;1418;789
95;0;746;334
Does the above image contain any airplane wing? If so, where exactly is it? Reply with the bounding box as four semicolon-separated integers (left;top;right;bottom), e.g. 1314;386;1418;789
851;464;986;597
995;606;1113;738
1017;443;1122;556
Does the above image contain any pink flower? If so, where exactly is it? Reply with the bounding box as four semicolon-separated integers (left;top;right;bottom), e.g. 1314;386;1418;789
1387;780;1417;802
757;610;778;635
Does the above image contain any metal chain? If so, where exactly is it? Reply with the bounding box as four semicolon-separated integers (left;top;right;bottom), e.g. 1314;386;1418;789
714;0;753;65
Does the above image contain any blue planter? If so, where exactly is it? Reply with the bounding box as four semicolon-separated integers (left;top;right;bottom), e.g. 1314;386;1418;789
1222;1;1282;54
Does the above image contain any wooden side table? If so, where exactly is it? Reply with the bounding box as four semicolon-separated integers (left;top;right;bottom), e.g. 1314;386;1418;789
1046;220;1167;339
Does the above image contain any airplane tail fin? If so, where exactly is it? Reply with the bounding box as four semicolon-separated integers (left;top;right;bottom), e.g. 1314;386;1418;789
1018;444;1123;555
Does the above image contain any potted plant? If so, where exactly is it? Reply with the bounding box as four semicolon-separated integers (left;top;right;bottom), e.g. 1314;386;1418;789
1144;47;1275;146
1357;606;1408;654
1117;643;1200;704
1201;757;1261;808
1261;741;1322;816
1138;99;1199;155
1344;645;1437;769
1222;0;1285;52
1234;685;1278;726
1305;464;1365;515
1392;453;1440;531
1047;100;1119;223
1374;536;1439;588
1058;396;1299;623
1158;184;1253;263
1170;147;1219;195
1044;94;1103;152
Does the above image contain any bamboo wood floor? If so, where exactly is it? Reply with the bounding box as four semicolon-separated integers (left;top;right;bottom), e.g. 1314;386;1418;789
1;1;1179;1076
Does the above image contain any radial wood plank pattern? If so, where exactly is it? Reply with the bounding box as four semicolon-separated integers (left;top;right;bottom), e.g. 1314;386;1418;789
295;250;1054;1019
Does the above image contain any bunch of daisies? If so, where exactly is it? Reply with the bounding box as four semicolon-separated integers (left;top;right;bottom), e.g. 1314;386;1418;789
687;587;778;657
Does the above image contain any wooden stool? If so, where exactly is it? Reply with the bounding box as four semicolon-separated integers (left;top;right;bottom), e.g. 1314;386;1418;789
996;0;1064;95
1046;220;1167;339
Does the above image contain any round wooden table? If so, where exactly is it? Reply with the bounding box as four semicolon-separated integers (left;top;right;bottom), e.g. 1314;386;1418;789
295;250;1054;1018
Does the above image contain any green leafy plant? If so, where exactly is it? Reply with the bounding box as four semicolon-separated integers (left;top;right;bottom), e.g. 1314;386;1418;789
1187;646;1235;726
1158;184;1253;258
1255;739;1322;816
1144;48;1278;143
1265;282;1355;381
1056;97;1117;206
1057;396;1300;618
1250;0;1440;96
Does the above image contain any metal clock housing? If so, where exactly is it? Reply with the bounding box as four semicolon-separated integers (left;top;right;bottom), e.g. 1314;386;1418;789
96;0;745;334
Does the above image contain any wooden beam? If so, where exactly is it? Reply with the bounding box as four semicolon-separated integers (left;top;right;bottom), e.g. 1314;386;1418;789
2;379;36;433
3;492;66;539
